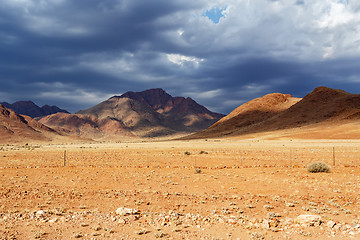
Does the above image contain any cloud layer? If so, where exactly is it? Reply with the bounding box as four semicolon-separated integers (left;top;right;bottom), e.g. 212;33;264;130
1;0;359;113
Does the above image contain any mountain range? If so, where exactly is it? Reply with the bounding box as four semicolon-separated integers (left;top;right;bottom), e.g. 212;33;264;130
39;88;225;139
0;101;69;118
2;86;360;143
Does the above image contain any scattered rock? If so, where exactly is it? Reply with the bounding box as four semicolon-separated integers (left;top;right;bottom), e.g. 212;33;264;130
297;215;322;227
93;226;101;231
49;218;58;223
73;233;83;238
268;212;281;219
154;232;166;238
116;207;139;216
327;220;336;228
263;205;274;210
135;229;149;235
35;210;46;217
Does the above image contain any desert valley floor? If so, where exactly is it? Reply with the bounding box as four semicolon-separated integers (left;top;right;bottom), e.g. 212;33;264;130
1;138;360;239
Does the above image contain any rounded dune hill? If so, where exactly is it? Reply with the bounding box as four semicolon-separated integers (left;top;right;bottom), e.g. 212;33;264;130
187;87;360;139
188;93;301;139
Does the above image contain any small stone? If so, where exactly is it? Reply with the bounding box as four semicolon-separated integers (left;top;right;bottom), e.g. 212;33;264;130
261;220;270;229
327;220;336;228
268;212;281;219
36;210;46;217
286;202;295;207
154;232;165;238
302;206;310;211
49;218;58;223
297;215;322;227
73;233;83;238
135;229;149;235
263;205;274;210
345;209;352;214
116;207;139;216
299;231;312;237
93;226;101;231
118;218;126;224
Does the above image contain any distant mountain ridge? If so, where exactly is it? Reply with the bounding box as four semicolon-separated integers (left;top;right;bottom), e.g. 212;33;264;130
0;101;69;118
3;86;360;142
75;88;225;137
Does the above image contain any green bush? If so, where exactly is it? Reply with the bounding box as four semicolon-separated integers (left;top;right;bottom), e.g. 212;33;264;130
307;161;331;173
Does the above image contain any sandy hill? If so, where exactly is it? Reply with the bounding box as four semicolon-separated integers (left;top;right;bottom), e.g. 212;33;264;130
0;104;59;143
187;87;360;139
76;88;225;137
0;101;69;118
39;113;135;141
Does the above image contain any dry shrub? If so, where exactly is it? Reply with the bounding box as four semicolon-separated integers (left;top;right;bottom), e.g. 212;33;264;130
307;161;331;173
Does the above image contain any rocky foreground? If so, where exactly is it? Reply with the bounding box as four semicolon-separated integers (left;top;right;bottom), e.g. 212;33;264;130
0;140;360;239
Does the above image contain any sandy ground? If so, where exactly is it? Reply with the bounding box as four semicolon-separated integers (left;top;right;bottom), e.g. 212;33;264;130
1;139;360;239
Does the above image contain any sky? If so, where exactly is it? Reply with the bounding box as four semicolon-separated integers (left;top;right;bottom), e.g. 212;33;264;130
1;0;360;114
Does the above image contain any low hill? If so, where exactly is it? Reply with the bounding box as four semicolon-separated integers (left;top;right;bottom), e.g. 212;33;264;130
187;87;360;139
188;93;301;138
0;104;58;143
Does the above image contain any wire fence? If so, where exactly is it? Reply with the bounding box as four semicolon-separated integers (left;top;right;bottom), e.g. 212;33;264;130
0;145;359;169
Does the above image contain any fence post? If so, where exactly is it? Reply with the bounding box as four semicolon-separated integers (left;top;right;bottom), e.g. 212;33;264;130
290;148;292;167
332;147;335;166
64;150;66;167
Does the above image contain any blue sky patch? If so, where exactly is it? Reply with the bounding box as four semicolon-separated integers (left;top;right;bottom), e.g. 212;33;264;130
203;7;226;24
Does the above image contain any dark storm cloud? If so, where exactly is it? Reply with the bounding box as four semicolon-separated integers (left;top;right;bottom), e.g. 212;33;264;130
1;0;360;114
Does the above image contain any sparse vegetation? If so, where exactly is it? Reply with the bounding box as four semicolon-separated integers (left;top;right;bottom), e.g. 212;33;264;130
184;151;191;155
195;168;201;174
199;150;208;154
307;161;331;173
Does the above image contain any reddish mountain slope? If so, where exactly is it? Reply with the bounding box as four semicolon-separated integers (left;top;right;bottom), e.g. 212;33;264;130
0;104;57;143
188;87;360;139
256;87;360;131
38;113;135;140
76;88;225;137
188;93;301;138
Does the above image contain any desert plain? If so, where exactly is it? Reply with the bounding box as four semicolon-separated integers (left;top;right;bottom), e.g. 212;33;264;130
1;137;360;240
